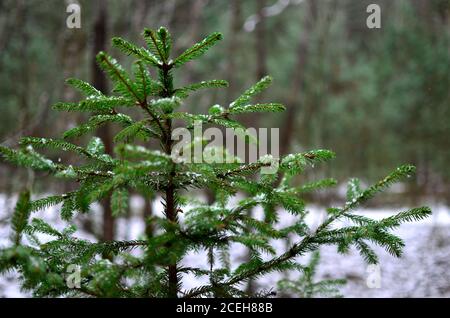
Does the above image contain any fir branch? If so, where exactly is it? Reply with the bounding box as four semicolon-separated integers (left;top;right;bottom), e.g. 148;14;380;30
316;164;418;233
230;76;272;109
114;120;151;143
29;194;68;213
0;145;57;172
228;103;285;114
143;28;167;63
62;114;133;139
112;37;160;67
12;191;31;245
20;137;92;158
296;178;338;193
174;80;229;98
97;52;141;102
66;78;103;97
111;188;129;217
377;207;432;230
173;32;223;67
217;162;272;179
53;96;134;112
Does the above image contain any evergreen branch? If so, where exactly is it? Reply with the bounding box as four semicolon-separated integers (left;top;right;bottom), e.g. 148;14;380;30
111;188;129;217
173;32;223;67
84;240;147;254
316;165;417;233
184;201;431;297
12;191;31;245
25;218;62;238
228;103;285;114
168;111;246;130
63;114;133;139
0;145;57;171
150;97;181;114
133;61;163;99
114;120;151;143
296;178;338;193
230;76;272;109
142;28;167;63
183;236;313;298
97;52;142;102
115;144;170;161
29;194;69;213
377;207;432;230
53;96;134;112
157;27;172;62
20;137;93;158
112;37;160;67
174;80;229;98
345;165;416;210
66;78;103;97
281;150;336;172
217;162;272;179
346;178;362;202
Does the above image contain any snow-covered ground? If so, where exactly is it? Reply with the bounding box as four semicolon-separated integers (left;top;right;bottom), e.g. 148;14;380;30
317;205;450;297
1;193;449;298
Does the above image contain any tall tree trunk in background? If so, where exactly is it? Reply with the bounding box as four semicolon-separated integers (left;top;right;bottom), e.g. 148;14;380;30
280;0;317;156
255;0;267;81
184;0;207;83
143;196;154;237
133;0;152;33
245;0;269;296
0;2;21;71
92;0;114;241
16;0;29;133
226;0;242;102
16;0;33;189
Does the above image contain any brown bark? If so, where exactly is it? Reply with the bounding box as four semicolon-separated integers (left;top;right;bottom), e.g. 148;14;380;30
143;196;154;237
226;0;243;102
91;0;114;242
245;0;270;296
255;0;268;81
280;0;317;156
160;63;179;298
16;0;29;133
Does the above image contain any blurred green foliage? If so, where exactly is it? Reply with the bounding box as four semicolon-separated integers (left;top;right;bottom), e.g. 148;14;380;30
0;0;448;200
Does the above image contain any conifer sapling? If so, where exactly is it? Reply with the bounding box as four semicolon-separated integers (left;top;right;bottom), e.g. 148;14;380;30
0;27;431;298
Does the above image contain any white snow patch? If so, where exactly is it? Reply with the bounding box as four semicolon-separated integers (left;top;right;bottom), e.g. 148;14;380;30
1;193;450;297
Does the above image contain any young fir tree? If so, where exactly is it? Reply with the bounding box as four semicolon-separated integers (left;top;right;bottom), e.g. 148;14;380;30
0;27;431;298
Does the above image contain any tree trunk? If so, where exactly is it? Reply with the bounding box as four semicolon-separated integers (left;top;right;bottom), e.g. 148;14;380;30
92;0;114;242
160;63;179;298
226;0;242;102
280;0;317;156
246;0;269;296
143;196;154;237
255;0;267;81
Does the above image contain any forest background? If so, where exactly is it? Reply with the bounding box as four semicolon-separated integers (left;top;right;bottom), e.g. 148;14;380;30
0;0;449;297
